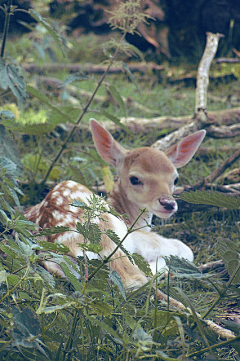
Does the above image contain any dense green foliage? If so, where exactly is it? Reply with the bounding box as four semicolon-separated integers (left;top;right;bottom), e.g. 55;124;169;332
0;1;240;360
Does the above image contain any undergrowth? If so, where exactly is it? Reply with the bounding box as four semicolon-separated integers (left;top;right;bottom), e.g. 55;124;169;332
0;1;240;360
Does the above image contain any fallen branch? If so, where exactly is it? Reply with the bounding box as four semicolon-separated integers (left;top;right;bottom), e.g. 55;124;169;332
152;33;224;151
216;58;240;63
207;123;240;138
195;33;224;122
156;289;235;340
206;149;240;183
22;62;164;75
37;76;160;116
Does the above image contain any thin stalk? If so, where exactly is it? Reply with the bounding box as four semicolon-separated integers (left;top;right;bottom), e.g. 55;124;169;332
187;334;240;358
63;309;79;361
83;212;94;280
202;261;240;319
0;263;30;303
81;208;146;294
40;33;126;187
1;0;12;58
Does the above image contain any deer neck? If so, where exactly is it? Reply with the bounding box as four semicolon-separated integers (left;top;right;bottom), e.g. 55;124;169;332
107;179;152;230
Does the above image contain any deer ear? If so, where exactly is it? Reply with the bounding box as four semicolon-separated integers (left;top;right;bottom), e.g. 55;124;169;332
165;130;206;168
90;119;127;167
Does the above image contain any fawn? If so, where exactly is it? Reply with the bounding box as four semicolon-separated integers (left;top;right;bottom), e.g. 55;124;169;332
25;119;206;288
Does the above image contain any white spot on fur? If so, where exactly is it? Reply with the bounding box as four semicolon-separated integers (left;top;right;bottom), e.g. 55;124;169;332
108;214;127;240
63;188;71;197
60;214;75;226
65;180;77;188
36;216;42;224
52;191;60;198
56;197;63;206
69;205;80;213
53;210;64;221
71;191;92;203
53;183;62;190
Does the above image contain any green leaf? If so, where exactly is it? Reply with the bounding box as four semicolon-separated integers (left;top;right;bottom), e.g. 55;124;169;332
12;306;41;336
58;73;88;87
0;270;8;284
100;109;132;134
7;274;19;286
89;316;122;342
0;156;17;173
110;270;126;300
77;243;103;254
89;299;114;317
0;110;15;120
0;128;23;175
27;86;80;127
0;243;17;258
29;9;65;57
0;58;27;104
40;302;76;314
121;61;139;91
48;106;81;125
27;85;64;113
0;208;11;222
165;255;210;279
36;265;55;288
76;222;102;244
59;262;81;291
132;327;153;345
123;43;145;62
132;253;153;277
71;199;91;210
36;226;71;237
176;287;213;354
1;181;21;210
62;255;80;275
180;190;240;209
107;84;127;118
105;229;134;264
217;239;240;285
37;240;70;253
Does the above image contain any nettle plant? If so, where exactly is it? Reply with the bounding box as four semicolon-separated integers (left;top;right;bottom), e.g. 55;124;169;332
1;157;240;360
1;1;240;360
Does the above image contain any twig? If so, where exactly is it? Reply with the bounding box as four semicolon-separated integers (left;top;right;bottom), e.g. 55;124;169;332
187;334;240;358
198;260;224;273
0;0;12;58
155;289;235;340
207;123;240;138
206;149;240;183
40;34;126;187
36;76;160;115
152;32;222;151
216;58;240;63
22;61;164;75
195;32;224;122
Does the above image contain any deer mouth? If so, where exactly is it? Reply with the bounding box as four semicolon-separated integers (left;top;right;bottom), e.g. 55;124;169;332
153;207;177;219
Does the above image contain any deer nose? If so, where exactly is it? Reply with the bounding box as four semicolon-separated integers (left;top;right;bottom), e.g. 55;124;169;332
159;196;177;211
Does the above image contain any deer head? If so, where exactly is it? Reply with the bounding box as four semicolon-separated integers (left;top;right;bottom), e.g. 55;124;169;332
91;119;206;221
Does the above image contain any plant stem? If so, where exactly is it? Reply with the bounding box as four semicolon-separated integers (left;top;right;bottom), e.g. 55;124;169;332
41;33;126;187
63;309;79;361
187;334;240;358
202;261;240;319
1;0;12;58
0;263;30;303
81;208;146;294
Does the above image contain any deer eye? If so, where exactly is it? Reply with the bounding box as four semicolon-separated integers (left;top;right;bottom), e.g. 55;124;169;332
130;176;142;185
174;177;179;186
